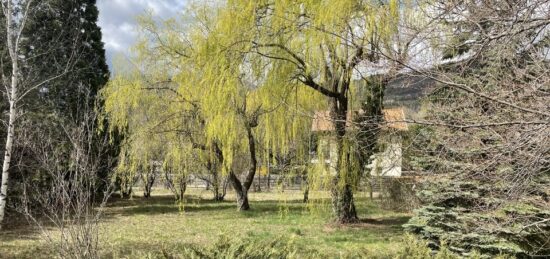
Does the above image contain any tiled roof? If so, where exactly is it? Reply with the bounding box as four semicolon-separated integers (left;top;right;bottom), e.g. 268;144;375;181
311;108;408;132
382;108;408;130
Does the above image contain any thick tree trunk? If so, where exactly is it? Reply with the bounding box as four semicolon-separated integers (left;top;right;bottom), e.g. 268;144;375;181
228;124;258;210
211;116;258;210
236;189;249;211
331;180;358;223
229;172;250;210
330;93;359;223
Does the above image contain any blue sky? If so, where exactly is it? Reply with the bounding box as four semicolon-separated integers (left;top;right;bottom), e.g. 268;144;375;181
97;0;187;68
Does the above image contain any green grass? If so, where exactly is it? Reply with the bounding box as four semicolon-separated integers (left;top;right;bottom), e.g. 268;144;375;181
0;188;411;258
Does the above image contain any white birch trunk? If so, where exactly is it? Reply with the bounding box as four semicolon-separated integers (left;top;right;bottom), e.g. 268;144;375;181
0;0;18;226
0;75;17;225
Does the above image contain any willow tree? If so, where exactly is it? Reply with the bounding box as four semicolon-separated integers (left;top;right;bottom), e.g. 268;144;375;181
102;10;322;210
204;0;408;222
177;6;323;210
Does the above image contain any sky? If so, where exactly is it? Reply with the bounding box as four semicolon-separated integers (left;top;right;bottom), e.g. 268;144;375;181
97;0;187;68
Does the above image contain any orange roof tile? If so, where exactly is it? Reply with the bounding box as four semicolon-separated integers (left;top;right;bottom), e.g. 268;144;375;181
311;108;408;132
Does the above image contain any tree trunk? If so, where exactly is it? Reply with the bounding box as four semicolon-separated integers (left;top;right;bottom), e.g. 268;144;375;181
221;177;228;200
180;184;186;201
236;189;249;211
330;93;359;223
331;181;358;223
143;167;156;198
210;164;222;201
302;173;309;203
229;172;250;211
267;168;271;191
369;179;374;200
212;181;220;200
303;183;309;203
0;2;18;225
0;90;16;225
213;119;258;210
257;171;261;192
228;124;258;210
121;187;132;199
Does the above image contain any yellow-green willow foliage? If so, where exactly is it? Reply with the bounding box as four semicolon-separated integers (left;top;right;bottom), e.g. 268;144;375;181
170;6;327;174
102;1;409;218
102;50;207;192
207;0;405;221
102;6;325;190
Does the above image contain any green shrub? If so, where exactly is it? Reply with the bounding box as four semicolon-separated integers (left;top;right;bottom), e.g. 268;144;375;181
172;236;301;259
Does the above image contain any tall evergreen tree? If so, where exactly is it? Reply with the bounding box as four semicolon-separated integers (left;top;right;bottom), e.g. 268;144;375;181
1;0;113;224
22;0;109;119
23;0;116;196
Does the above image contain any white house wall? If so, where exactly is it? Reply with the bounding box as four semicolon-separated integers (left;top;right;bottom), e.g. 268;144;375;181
368;140;402;177
311;134;403;178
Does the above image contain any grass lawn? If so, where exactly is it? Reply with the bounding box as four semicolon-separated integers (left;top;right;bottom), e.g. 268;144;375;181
0;188;411;258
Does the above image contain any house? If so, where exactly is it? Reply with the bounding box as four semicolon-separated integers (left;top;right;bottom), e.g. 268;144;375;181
310;107;408;177
309;75;434;178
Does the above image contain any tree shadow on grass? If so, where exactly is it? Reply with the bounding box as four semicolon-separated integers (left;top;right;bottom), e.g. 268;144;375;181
0;241;54;259
0;223;42;244
105;195;330;218
0;212;57;243
239;198;335;217
104;194;239;217
360;216;411;226
322;216;411;236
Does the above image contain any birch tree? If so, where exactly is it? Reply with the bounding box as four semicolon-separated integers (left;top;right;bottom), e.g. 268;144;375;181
0;0;83;225
0;0;32;226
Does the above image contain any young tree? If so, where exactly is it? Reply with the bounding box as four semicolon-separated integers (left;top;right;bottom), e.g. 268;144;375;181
0;0;40;226
22;102;113;259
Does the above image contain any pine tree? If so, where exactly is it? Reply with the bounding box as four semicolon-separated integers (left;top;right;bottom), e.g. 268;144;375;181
23;0;109;119
29;0;116;195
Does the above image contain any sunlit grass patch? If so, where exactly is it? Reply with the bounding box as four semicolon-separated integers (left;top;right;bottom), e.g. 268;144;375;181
1;189;410;258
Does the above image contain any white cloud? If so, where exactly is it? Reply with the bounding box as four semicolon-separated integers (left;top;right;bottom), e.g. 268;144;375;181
97;0;187;69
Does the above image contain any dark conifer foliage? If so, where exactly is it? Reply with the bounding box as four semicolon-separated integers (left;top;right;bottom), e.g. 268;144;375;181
1;0;115;217
22;0;109;119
